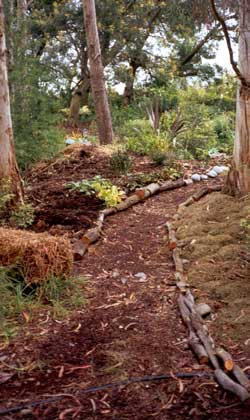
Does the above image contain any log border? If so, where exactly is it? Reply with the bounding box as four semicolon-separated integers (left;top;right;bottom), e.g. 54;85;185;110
166;186;250;401
72;178;187;259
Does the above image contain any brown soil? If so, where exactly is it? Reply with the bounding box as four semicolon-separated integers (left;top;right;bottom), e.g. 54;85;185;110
25;144;213;237
1;147;249;419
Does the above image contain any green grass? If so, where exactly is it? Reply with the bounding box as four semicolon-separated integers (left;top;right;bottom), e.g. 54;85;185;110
0;266;86;344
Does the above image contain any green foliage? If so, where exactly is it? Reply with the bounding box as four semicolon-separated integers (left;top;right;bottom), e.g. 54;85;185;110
0;179;15;214
240;218;250;244
67;176;125;207
10;204;35;229
109;149;132;174
10;52;66;169
150;150;167;166
122;119;168;155
0;266;86;338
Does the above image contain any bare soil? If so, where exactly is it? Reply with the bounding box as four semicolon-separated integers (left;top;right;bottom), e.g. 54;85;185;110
1;146;250;419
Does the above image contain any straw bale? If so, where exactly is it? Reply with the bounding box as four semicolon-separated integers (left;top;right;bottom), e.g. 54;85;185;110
0;228;73;283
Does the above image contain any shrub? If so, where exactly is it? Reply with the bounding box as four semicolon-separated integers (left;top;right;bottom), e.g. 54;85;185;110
9;204;35;229
150;150;166;166
109;150;132;174
67;176;125;207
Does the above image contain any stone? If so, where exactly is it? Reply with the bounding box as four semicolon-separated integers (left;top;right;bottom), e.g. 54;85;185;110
65;138;75;145
200;174;208;180
207;170;218;178
191;174;201;182
134;272;147;282
213;166;224;175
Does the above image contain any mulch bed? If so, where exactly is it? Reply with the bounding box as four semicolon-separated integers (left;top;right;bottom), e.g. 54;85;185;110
1;147;248;419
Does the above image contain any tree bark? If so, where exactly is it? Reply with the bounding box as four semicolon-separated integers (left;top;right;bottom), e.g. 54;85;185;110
82;0;113;144
123;62;138;106
68;78;91;127
224;0;250;195
0;1;23;201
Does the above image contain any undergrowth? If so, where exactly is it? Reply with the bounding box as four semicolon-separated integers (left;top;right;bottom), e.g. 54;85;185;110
0;267;86;347
67;176;125;207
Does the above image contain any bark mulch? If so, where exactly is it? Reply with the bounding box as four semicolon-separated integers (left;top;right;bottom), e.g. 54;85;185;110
1;179;250;419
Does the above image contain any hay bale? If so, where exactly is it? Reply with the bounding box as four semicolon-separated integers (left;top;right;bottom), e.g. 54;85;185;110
0;228;73;283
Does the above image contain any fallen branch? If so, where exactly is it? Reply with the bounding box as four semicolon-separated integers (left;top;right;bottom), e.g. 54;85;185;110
215;369;250;402
216;347;234;372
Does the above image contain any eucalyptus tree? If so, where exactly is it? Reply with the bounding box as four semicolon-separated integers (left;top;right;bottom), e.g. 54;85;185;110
0;0;23;201
209;0;250;195
82;0;113;144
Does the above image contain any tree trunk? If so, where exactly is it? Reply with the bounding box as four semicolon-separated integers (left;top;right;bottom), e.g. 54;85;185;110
82;0;113;144
68;78;91;127
123;63;138;106
0;1;23;201
225;0;250;195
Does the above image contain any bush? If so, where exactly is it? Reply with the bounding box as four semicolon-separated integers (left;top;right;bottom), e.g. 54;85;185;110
10;204;35;229
67;176;125;207
150;150;166;166
109;149;132;174
11;57;66;170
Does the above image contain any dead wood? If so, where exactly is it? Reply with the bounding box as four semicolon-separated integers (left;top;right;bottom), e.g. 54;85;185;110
73;227;101;259
179;196;195;208
158;178;186;192
232;365;250;391
166;221;177;249
115;194;141;211
101;208;116;217
208;185;222;192
189;330;209;364
173;248;184;273
214;369;250;401
216;347;234;371
73;239;89;260
193;187;209;201
178;295;208;364
145;183;161;195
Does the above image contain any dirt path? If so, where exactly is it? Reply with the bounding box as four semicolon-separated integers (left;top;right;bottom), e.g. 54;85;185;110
1;181;250;419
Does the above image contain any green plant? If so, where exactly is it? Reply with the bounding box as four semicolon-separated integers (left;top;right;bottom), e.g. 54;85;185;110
109;150;132;174
150;150;166;166
0;265;87;340
240;218;250;243
0;179;15;214
10;204;35;228
67;176;125;207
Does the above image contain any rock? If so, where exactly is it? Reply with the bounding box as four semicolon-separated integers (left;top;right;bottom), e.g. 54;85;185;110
79;139;92;146
120;277;128;285
184;178;193;185
213;166;224;175
191;174;201;182
65;138;75;145
221;165;229;172
200;174;208;180
134;272;147;282
111;269;120;278
207;170;218;178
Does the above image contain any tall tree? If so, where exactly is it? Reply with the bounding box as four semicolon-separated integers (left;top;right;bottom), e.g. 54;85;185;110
83;0;113;144
0;0;23;201
211;0;250;195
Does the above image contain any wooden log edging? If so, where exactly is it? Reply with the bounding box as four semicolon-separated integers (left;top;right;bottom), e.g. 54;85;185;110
73;178;189;259
166;186;250;401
